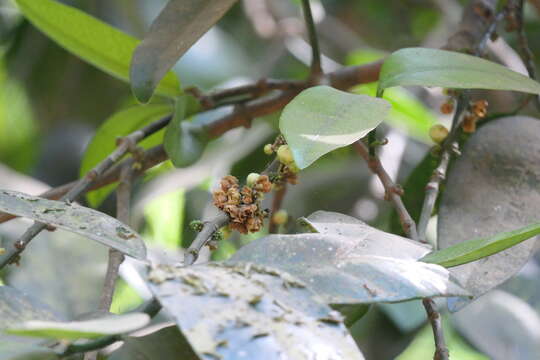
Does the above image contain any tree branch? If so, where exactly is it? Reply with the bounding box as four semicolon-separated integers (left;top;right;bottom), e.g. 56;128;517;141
184;212;230;265
301;0;323;77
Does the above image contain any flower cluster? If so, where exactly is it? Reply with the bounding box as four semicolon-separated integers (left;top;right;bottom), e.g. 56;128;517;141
213;175;271;234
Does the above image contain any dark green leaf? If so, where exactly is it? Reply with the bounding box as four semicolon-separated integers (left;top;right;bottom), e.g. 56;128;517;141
232;211;468;304
438;116;540;309
81;104;173;207
378;47;540;94
279;86;390;169
6;313;149;340
421;221;540;267
164;98;210;168
146;263;365;360
0;342;59;360
14;0;181;98
0;190;146;260
109;325;198;360
130;0;237;102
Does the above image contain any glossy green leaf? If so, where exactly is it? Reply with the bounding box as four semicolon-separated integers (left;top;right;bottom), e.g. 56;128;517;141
6;313;150;340
232;211;468;304
146;263;365;360
130;0;237;102
421;221;540;268
164;98;210;168
0;190;146;260
280;86;390;169
14;0;181;98
437;116;540;309
0;342;59;360
378;47;540;94
81;104;173;207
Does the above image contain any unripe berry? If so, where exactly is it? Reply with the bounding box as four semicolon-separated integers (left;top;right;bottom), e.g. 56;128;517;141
263;144;274;155
429;124;449;144
272;209;288;225
440;101;454;114
246;173;261;187
277;145;294;165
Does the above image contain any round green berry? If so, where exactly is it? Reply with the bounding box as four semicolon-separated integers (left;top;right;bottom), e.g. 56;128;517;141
246;172;261;186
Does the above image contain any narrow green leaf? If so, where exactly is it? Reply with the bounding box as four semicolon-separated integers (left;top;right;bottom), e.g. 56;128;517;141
279;86;391;169
81;104;173;207
130;0;237;102
14;0;181;98
164;98;209;168
421;221;540;268
6;313;150;340
0;190;146;260
378;47;540;94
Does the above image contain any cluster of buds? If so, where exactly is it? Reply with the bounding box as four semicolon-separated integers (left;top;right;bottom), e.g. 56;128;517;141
462;99;488;133
213;174;271;234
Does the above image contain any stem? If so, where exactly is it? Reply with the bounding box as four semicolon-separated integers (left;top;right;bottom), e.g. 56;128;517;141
184;212;230;265
301;0;323;77
423;298;450;360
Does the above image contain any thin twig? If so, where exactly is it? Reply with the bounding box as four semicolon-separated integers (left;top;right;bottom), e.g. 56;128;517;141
98;165;134;311
423;298;450;360
353;142;418;240
184;212;230;265
0;116;171;269
269;185;287;234
301;0;323;77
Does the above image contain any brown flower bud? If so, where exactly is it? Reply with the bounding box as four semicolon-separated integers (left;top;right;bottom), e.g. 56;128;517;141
220;175;239;192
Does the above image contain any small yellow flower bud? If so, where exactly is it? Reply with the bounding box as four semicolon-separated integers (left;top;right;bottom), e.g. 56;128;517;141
272;209;288;225
429;124;449;144
264;144;274;155
246;173;261;187
277;145;294;165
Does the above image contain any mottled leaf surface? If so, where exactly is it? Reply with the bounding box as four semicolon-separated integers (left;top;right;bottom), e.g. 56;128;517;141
438;116;540;310
453;290;540;360
109;325;198;360
81;104;173;207
0;342;59;360
0;190;146;260
379;48;540;94
232;212;467;304
280;86;390;169
7;313;150;340
14;0;180;98
130;0;237;102
146;263;365;360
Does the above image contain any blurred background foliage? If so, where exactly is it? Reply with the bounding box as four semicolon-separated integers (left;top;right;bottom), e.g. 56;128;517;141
1;0;540;359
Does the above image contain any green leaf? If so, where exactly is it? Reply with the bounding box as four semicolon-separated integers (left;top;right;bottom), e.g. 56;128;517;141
279;86;390;169
231;211;468;304
6;313;150;340
0;190;146;260
146;263;365;360
130;0;237;102
437;116;540;308
164;98;210;168
378;47;540;94
143;189;185;250
81;104;173;207
423;220;540;268
0;342;59;360
14;0;181;98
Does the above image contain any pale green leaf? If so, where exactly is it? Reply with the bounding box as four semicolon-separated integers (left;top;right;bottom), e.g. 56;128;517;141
378;47;540;94
130;0;237;102
279;86;390;169
14;0;181;98
6;313;150;340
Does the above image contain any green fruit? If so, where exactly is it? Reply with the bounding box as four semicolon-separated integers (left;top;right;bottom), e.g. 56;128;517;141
264;144;274;155
277;145;294;165
272;209;288;225
246;172;261;187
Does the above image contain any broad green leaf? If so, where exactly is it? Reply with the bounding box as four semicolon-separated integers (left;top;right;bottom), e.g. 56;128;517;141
146;263;365;360
231;211;468;304
130;0;237;102
0;342;59;360
0;190;146;260
421;221;540;268
6;313;149;340
143;189;185;250
438;116;540;310
81;104;173;207
279;86;390;169
109;326;198;360
378;47;540;95
164;98;210;168
14;0;181;98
